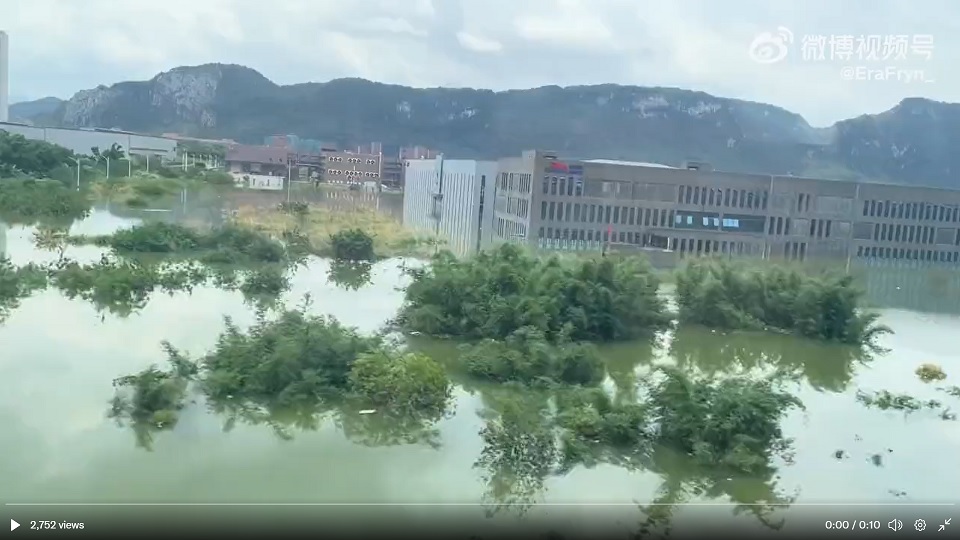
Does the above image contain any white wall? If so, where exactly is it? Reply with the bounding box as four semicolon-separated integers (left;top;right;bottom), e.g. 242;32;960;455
231;172;284;191
0;31;8;123
0;122;177;160
402;157;498;256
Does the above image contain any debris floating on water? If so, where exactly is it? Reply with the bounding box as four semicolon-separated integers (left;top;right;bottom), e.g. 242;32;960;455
358;409;376;415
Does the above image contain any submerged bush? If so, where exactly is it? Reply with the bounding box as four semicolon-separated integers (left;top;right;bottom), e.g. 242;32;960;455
674;259;890;345
0;179;90;225
78;222;290;264
554;387;648;470
199;308;382;405
648;367;802;473
108;300;454;447
108;346;198;450
460;326;604;386
400;244;670;342
348;350;452;413
329;228;376;261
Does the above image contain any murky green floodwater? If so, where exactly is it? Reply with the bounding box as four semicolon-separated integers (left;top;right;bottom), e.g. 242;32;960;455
1;206;958;534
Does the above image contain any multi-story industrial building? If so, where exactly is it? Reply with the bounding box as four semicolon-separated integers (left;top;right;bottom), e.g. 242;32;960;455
403;156;497;256
493;150;960;266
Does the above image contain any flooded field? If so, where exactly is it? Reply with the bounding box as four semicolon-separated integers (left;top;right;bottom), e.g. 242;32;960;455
1;192;959;535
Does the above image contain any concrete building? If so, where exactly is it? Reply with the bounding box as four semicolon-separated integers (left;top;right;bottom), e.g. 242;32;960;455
0;122;178;160
493;150;960;266
322;150;381;186
403;156;497;256
0;31;8;123
225;145;290;176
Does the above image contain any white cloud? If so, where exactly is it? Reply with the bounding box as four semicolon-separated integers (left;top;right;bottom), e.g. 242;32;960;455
4;0;958;126
456;32;502;53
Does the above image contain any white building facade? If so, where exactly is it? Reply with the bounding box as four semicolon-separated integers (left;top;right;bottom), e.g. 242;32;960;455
0;122;178;160
403;157;498;256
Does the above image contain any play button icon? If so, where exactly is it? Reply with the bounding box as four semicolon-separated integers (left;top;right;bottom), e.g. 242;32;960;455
11;519;19;531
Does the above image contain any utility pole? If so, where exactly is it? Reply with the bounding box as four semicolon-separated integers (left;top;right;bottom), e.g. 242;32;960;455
71;157;81;191
286;160;293;202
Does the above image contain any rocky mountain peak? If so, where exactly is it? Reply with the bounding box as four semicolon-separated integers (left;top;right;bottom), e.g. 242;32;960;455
10;65;958;188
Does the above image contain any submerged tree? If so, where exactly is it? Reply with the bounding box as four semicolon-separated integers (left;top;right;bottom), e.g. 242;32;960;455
474;388;559;517
674;259;891;345
648;367;802;473
108;298;455;448
460;326;605;387
107;344;198;450
399;244;670;342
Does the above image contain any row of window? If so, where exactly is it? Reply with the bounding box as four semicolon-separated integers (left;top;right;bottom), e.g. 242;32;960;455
327;170;380;178
500;172;533;194
541;201;675;228
537;227;669;248
678;185;769;210
861;199;960;223
869;223;955;245
504;196;529;219
677;238;765;257
495;217;527;240
542;175;585;197
857;246;960;263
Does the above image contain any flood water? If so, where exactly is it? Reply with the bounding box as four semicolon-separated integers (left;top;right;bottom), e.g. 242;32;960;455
1;195;958;535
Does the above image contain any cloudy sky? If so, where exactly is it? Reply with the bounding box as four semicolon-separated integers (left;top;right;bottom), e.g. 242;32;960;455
4;0;958;126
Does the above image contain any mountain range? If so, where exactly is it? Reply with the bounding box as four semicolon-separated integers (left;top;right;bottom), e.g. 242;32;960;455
9;63;960;188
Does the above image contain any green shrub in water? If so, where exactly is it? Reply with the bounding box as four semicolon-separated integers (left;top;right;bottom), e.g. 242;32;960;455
648;367;802;473
108;345;198;449
197;303;383;405
0;179;90;225
674;259;891;345
348;350;452;414
82;222;289;264
400;243;670;342
329;228;376;261
461;326;605;386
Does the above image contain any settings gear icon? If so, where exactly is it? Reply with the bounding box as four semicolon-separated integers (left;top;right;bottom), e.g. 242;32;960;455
915;519;927;531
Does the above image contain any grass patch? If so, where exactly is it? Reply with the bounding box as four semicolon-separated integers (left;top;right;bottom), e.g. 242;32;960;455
232;203;443;258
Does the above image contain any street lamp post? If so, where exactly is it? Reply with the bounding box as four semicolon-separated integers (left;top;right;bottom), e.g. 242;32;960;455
286;161;294;203
71;157;81;191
